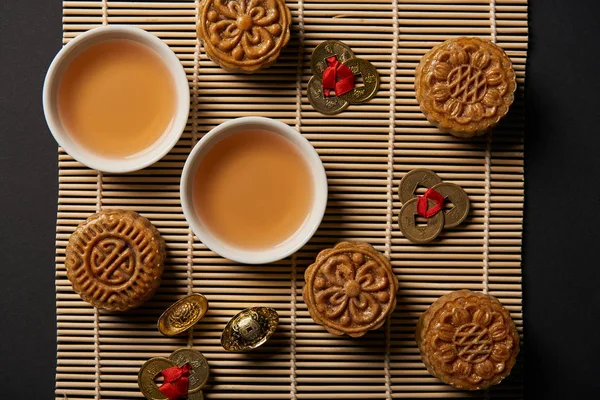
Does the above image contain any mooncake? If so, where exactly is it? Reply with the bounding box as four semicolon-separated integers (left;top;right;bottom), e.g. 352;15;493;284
197;0;291;73
303;242;398;337
416;290;520;390
65;210;166;311
415;37;516;138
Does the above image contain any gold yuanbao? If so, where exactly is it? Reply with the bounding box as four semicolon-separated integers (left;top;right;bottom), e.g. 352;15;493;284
416;290;520;390
221;307;279;352
197;0;291;73
65;210;165;312
303;242;398;337
415;37;516;138
158;294;209;336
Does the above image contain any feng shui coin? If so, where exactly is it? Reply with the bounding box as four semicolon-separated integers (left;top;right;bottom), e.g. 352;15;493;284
398;169;443;204
431;182;470;228
169;348;210;393
308;76;349;115
221;307;279;352
138;357;175;400
188;391;204;400
338;58;380;104
158;294;209;337
398;198;444;243
310;40;355;76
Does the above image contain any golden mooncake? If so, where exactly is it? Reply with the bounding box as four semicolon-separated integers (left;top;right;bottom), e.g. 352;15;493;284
65;210;166;311
416;290;520;390
303;242;398;337
197;0;291;73
415;37;516;138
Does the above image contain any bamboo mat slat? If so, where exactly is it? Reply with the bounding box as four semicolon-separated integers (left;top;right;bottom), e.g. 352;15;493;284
56;0;527;399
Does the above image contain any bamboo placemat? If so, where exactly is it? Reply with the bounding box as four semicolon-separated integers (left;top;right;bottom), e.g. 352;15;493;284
56;0;527;398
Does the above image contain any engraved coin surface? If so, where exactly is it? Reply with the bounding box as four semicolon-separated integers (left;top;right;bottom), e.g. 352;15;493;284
137;357;175;400
398;198;444;243
311;40;355;77
398;169;443;204
169;348;210;393
338;58;380;104
221;307;279;352
238;317;262;341
431;182;470;228
308;76;349;115
158;294;209;336
188;391;204;400
65;210;166;311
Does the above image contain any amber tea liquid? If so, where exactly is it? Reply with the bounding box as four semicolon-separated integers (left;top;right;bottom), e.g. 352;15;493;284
193;130;314;250
57;39;176;158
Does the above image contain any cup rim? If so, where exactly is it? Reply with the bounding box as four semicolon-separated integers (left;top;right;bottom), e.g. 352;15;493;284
42;25;190;173
180;117;328;264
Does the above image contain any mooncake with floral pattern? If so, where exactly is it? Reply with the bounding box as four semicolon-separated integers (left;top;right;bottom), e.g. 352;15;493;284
197;0;291;73
303;242;398;337
415;37;516;138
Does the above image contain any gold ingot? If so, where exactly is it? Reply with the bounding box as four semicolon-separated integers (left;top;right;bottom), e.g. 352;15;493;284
137;348;209;399
221;307;279;352
158;294;209;337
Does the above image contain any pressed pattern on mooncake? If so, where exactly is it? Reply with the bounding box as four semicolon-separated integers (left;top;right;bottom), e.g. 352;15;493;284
303;242;399;337
65;210;166;311
197;0;291;73
415;37;516;138
415;290;520;390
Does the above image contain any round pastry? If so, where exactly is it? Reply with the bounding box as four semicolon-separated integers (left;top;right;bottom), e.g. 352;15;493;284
415;37;516;138
303;242;398;337
65;210;166;311
416;290;520;390
197;0;291;73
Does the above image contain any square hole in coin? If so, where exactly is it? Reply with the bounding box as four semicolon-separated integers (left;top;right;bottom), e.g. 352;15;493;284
444;197;455;211
415;215;428;227
354;73;364;88
415;185;428;196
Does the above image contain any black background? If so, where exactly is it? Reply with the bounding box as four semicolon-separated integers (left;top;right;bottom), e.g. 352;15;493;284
1;0;599;398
